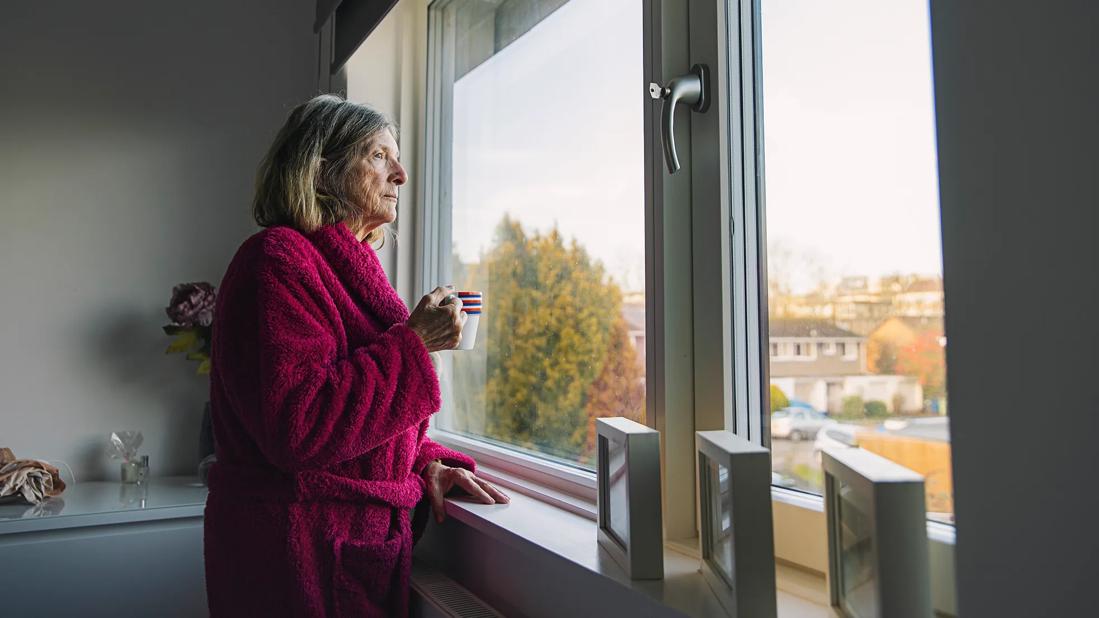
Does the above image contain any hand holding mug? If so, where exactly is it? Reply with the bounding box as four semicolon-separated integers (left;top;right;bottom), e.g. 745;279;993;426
407;286;466;352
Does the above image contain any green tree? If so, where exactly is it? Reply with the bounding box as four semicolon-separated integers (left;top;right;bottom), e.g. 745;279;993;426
480;216;624;460
770;384;789;413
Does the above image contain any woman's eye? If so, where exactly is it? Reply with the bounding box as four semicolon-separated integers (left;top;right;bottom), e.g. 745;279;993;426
373;152;385;160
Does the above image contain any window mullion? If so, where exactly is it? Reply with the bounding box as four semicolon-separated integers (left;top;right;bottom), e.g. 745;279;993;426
726;0;768;446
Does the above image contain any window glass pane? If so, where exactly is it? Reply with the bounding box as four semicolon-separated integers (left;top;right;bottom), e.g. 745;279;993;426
761;0;953;524
433;0;645;469
606;434;630;545
838;480;878;616
709;461;734;585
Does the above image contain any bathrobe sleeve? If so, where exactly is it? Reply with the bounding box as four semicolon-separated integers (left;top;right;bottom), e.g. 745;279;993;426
413;436;477;476
249;244;442;473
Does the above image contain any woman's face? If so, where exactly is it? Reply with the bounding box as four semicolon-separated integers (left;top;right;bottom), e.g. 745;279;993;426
351;129;407;234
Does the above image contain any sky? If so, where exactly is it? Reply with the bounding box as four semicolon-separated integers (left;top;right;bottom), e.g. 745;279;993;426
451;0;645;290
760;0;943;293
450;0;942;296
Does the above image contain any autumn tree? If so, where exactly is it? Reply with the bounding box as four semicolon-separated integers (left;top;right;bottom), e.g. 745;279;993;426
868;339;899;374
461;216;641;462
897;331;947;402
582;316;646;461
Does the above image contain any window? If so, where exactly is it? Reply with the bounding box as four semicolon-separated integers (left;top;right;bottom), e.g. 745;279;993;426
759;0;953;524
426;0;645;469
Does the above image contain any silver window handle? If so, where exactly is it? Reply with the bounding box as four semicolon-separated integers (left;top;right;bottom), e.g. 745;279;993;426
649;64;710;174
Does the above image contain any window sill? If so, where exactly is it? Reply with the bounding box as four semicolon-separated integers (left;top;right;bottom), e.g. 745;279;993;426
424;436;956;615
423;490;834;617
771;486;957;616
772;486;957;546
429;429;597;508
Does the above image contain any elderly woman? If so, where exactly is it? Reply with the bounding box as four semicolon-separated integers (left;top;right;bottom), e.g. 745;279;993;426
203;95;508;617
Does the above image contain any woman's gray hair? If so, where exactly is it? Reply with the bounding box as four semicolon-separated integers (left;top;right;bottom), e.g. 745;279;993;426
253;94;397;244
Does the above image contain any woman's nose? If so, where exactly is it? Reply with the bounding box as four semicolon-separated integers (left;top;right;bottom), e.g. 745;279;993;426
391;161;407;186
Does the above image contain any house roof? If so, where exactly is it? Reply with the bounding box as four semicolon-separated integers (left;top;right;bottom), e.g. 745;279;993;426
768;318;860;338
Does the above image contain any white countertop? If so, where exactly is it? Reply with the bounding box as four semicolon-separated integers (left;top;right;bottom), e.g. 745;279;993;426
0;476;208;535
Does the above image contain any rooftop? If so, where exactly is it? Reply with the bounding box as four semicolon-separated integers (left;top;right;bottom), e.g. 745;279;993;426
769;318;860;338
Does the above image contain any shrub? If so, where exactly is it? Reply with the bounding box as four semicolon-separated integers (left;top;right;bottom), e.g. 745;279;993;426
841;395;865;418
865;400;889;418
770;384;789;413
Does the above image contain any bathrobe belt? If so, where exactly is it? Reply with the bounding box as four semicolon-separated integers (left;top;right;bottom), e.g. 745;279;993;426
206;462;426;510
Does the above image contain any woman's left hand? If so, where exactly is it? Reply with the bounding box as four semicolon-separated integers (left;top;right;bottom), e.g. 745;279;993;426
422;461;510;523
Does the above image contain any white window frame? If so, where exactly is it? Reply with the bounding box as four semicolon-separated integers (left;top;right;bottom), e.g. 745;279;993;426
417;0;673;519
415;6;955;603
729;1;956;611
417;0;731;543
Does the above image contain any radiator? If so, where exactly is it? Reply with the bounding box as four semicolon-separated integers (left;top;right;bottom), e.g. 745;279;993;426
410;561;506;618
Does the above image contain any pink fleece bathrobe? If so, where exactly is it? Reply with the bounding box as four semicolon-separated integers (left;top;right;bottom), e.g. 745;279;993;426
203;223;474;617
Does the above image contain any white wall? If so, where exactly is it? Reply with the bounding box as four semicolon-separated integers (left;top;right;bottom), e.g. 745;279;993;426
931;2;1098;615
0;1;316;481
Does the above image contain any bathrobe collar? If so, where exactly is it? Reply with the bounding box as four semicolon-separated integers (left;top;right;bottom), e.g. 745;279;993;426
308;223;410;327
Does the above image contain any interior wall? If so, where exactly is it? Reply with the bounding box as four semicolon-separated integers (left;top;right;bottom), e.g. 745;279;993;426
931;2;1098;615
0;1;316;481
344;0;429;306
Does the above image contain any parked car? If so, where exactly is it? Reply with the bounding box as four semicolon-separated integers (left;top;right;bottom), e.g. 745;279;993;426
771;407;832;441
812;422;860;457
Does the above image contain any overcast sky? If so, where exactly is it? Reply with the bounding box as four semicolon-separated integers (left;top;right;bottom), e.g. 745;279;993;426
450;0;942;295
761;0;942;293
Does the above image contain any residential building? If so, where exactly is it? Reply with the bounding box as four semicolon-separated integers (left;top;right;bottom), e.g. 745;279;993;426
770;319;923;413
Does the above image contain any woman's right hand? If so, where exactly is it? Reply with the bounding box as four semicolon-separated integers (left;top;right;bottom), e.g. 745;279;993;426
407;286;466;353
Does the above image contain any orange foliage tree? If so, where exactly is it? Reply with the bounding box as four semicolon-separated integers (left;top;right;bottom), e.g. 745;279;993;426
896;331;947;401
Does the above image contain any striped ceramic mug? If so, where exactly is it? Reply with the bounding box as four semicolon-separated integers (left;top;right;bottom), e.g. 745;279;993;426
455;291;482;350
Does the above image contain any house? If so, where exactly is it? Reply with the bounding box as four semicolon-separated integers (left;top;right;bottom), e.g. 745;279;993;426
769;319;923;413
769;318;866;377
